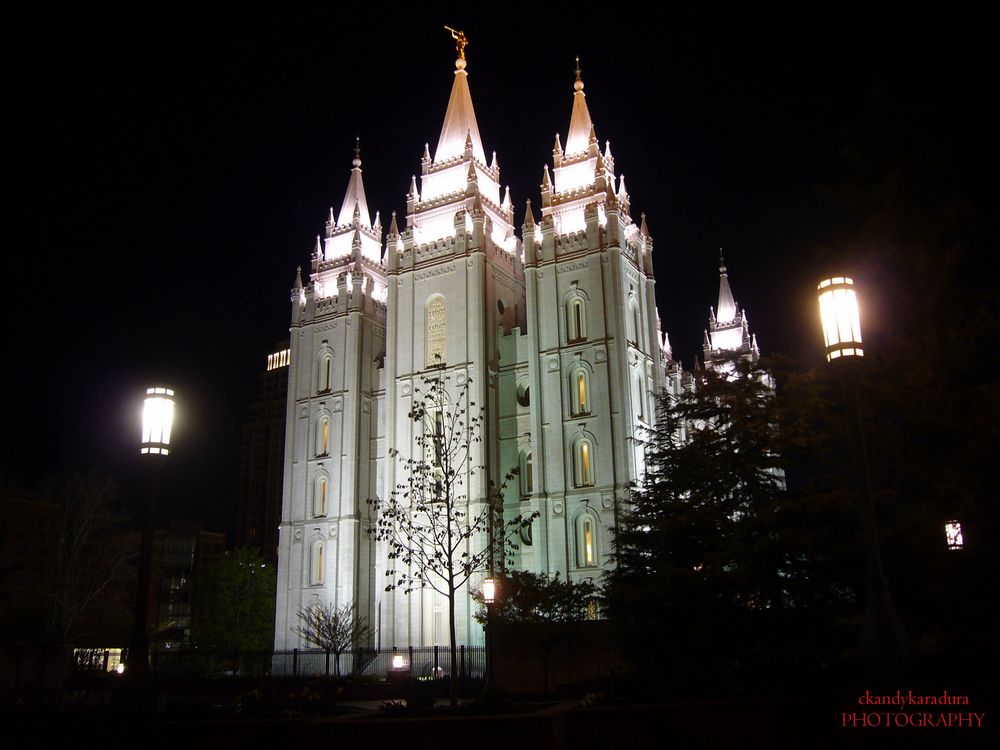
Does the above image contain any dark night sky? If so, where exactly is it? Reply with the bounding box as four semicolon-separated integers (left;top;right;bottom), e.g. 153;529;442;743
5;6;991;541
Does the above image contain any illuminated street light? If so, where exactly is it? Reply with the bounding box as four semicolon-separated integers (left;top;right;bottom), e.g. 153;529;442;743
945;520;964;551
482;576;498;690
817;277;907;675
141;387;175;455
817;276;863;361
482;577;496;604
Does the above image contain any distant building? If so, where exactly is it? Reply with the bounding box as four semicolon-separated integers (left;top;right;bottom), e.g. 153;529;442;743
238;342;290;563
153;521;225;647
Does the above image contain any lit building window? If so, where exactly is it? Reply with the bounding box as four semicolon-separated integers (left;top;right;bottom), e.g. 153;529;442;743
319;353;332;392
316;416;330;456
576;514;597;567
313;476;328;517
571;369;590;416
567;297;587;343
309;540;325;585
574;438;594;487
945;520;964;550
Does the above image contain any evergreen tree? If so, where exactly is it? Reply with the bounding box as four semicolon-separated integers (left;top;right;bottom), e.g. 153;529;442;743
193;546;276;652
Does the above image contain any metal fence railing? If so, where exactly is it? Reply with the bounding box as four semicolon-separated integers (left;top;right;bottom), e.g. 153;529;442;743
108;645;487;681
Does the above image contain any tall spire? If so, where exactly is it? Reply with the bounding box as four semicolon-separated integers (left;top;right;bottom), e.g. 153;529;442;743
565;56;594;155
716;249;737;324
435;29;487;163
336;138;372;227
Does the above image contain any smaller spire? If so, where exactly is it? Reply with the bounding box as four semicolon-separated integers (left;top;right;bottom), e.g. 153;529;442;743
640;213;649;238
464;129;474;154
541;164;552;190
575;55;583;86
467;160;478;181
314;235;323;259
490;150;498;171
389;210;399;236
716;249;738;324
328;206;335;224
409;175;419;200
422;142;431;162
618;174;629;201
588;123;597;145
604;140;613;161
294;265;303;290
554;133;563;155
524;199;536;228
502;185;512;210
373;210;381;231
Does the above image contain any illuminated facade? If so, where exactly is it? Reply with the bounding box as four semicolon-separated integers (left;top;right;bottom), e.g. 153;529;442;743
273;54;757;651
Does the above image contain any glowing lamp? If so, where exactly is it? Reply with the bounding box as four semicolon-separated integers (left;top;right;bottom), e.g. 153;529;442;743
482;577;496;604
115;663;125;674
945;520;964;551
391;654;406;670
141;387;175;456
817;277;863;361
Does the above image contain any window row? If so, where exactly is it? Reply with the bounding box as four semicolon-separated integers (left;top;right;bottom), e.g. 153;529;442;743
565;293;644;350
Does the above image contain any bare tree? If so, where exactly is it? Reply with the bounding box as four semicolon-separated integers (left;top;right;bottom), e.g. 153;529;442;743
368;375;535;705
292;601;370;676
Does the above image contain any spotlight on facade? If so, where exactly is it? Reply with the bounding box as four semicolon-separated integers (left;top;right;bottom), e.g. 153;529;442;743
817;277;863;361
141;387;175;456
391;654;406;670
482;577;496;604
945;520;964;551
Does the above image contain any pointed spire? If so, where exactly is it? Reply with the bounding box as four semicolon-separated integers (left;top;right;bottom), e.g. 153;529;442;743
604;140;613;161
490;150;498;171
337;139;372;227
502;185;512;211
409;175;419;201
388;210;399;237
314;235;323;259
467;159;477;181
554;133;563;155
565;56;595;155
373;210;381;231
294;265;303;290
618;174;629;201
640;213;649;238
422;142;431;162
716;250;737;324
524;199;536;228
588;123;597;145
435;54;487;163
541;164;552;191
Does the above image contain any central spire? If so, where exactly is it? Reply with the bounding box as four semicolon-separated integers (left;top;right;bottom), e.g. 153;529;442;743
565;56;594;156
435;31;487;164
716;250;737;324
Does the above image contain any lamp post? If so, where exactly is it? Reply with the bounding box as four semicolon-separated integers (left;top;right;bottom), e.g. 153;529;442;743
127;387;175;682
817;278;907;674
482;576;496;691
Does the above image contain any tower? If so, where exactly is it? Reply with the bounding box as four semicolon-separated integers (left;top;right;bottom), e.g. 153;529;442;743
274;144;387;651
703;253;759;371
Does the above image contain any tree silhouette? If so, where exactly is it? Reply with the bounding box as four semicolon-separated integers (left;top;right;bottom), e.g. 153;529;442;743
292;601;370;676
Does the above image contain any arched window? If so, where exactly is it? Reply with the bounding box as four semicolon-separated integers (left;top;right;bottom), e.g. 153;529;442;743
573;437;595;487
318;352;332;393
519;450;533;497
570;369;590;416
576;514;597;567
567;296;587;343
316;415;330;456
425;295;446;367
309;540;325;585
313;475;328;517
627;298;641;347
632;370;645;422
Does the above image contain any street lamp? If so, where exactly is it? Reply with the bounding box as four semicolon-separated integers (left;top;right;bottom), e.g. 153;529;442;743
817;277;907;675
482;577;497;691
127;386;175;684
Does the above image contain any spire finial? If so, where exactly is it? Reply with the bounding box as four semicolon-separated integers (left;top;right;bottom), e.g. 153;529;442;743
445;26;468;66
574;56;584;92
353;136;361;168
719;247;727;274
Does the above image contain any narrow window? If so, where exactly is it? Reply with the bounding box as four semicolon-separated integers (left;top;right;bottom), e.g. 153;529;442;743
310;540;325;585
567;297;586;342
314;476;328;517
317;416;330;456
520;451;533;497
571;369;590;416
628;300;641;347
574;439;594;487
583;518;595;566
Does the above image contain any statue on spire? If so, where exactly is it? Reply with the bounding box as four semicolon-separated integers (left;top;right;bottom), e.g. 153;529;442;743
444;26;468;59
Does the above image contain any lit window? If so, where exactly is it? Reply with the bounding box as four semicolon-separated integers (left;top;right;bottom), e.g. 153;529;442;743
574;438;594;487
313;476;328;517
321;354;332;391
576;514;597;567
945;520;964;550
571;369;590;416
567;297;587;343
309;540;325;585
316;416;330;456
